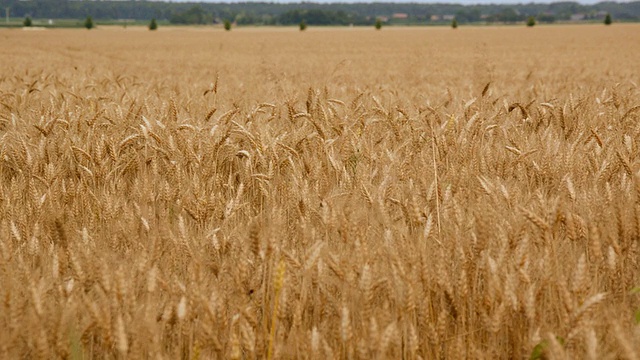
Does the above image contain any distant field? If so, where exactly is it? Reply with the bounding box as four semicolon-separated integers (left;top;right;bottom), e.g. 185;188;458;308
1;25;640;359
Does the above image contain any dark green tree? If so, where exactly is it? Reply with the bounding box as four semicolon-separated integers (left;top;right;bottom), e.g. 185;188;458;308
604;13;612;25
84;16;94;29
23;16;32;27
454;9;481;23
277;9;356;26
451;18;458;29
224;19;231;31
149;18;158;30
493;8;522;23
375;18;382;30
537;14;556;23
299;20;307;31
526;15;536;27
170;5;212;25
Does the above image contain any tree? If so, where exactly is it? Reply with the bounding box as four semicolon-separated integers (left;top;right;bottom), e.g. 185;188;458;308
537;14;556;23
170;5;212;25
455;9;480;23
149;18;158;30
84;16;94;29
526;15;536;27
224;19;231;31
451;18;458;29
493;8;522;23
604;13;612;25
299;20;307;31
23;16;32;27
375;18;382;30
277;9;358;26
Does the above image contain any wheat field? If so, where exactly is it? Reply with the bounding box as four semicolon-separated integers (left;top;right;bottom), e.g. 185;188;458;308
1;24;640;359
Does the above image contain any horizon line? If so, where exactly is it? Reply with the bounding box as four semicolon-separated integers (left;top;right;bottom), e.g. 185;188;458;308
145;0;637;4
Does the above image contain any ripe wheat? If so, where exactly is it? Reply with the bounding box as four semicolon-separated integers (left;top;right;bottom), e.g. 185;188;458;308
0;24;639;359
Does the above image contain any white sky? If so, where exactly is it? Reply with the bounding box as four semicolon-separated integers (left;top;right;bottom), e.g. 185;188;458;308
163;0;625;4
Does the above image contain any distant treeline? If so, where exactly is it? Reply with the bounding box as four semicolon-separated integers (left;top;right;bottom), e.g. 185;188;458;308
2;0;640;25
168;6;371;25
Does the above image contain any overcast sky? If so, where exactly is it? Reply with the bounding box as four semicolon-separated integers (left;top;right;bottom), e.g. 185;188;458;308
164;0;624;4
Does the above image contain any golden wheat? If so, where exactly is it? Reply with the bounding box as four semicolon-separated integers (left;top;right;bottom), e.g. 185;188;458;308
0;24;639;359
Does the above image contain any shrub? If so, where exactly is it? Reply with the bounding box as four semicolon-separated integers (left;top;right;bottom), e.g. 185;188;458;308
23;17;32;27
604;13;612;25
299;20;307;31
526;16;536;27
149;18;158;30
375;18;382;30
84;16;94;30
451;18;458;29
224;20;231;31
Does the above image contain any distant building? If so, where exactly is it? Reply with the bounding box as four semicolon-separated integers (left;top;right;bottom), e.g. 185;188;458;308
443;15;455;21
570;14;586;21
430;15;441;21
392;13;409;19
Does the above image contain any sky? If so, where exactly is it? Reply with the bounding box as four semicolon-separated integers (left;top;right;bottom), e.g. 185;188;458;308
163;0;628;4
